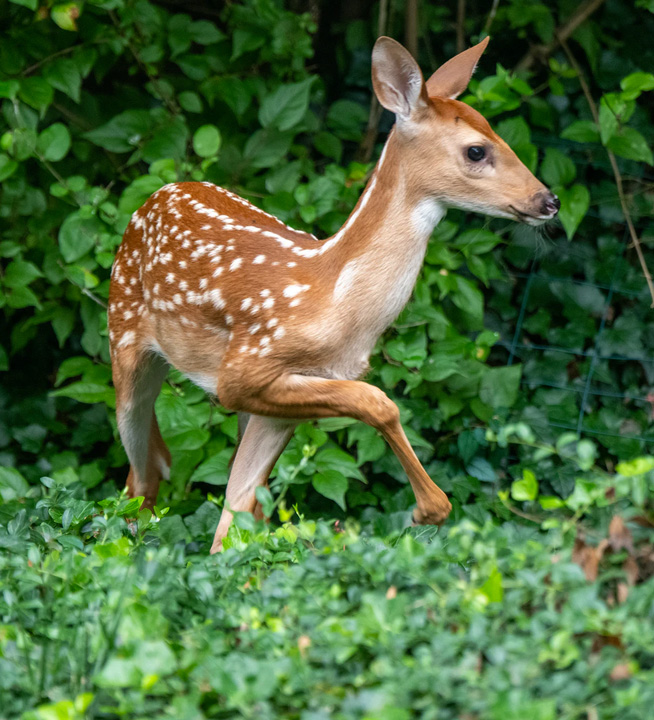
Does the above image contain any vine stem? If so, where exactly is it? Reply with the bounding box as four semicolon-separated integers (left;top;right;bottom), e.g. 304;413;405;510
559;35;654;308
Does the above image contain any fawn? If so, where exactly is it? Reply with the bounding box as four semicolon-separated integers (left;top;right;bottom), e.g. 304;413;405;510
108;36;559;552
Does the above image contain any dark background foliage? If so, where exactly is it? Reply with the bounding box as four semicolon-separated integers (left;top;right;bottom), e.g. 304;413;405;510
1;1;654;717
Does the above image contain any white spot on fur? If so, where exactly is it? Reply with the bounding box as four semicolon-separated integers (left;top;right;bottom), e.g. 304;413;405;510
253;255;265;264
118;331;136;348
230;258;243;271
283;284;310;298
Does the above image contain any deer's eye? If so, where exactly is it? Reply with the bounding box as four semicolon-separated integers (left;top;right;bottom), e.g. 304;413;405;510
467;146;486;162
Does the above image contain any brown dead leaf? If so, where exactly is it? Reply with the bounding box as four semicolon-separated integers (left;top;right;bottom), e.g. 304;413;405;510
624;555;639;586
609;663;631;681
616;582;629;604
608;516;634;554
592;633;624;653
386;585;398;599
573;534;608;581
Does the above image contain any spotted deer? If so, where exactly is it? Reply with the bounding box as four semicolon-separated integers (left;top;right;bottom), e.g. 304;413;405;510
108;35;559;552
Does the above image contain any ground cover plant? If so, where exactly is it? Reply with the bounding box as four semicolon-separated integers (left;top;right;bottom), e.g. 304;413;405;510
1;0;654;717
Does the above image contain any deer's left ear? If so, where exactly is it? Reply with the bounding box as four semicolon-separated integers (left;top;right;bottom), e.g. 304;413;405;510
426;36;490;100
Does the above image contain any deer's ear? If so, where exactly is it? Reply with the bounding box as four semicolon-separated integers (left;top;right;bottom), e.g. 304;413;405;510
372;36;427;120
426;36;489;100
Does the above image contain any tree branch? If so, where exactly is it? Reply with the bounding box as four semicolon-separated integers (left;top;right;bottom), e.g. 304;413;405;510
355;0;390;163
456;0;466;54
516;0;606;71
558;36;654;308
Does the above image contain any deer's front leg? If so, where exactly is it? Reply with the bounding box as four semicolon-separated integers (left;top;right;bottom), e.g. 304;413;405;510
211;415;296;554
218;372;451;530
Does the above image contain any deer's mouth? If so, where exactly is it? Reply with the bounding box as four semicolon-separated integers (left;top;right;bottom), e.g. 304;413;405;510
508;205;554;226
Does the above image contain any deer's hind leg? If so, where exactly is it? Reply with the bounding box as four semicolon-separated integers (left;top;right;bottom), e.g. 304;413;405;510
112;346;170;509
211;415;296;553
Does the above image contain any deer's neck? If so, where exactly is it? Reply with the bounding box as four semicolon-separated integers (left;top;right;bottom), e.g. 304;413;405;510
325;131;446;331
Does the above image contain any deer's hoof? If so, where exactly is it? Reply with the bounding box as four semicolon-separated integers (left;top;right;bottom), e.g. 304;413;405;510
412;502;452;527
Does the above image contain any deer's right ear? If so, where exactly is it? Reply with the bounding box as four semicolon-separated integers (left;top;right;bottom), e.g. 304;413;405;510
372;37;427;121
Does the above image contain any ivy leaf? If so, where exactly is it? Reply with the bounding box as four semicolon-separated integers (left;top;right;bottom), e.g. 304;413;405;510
511;469;539;501
189;449;232;486
43;58;82;102
607;127;653;165
0;154;18;182
19;77;54;114
560;119;600;143
178;91;203;113
38;123;71;162
9;0;37;10
620;72;654;99
84;110;152;153
313;470;348;510
479;365;522;408
244;129;293;168
259;78;314;132
556;183;590;239
4;260;42;288
59;212;103;263
540;148;576;187
192;125;221;158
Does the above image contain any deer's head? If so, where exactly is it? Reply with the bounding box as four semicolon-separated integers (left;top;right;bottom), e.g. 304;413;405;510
372;36;559;225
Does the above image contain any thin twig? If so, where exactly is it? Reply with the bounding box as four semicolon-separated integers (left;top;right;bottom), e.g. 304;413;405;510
456;0;466;54
356;0;389;163
516;0;607;71
405;0;419;57
559;36;654;308
483;0;501;37
23;45;83;76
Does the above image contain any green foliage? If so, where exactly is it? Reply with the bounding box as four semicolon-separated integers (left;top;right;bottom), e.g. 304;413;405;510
1;480;653;718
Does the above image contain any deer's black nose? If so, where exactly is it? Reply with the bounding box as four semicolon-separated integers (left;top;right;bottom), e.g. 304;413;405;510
540;191;560;216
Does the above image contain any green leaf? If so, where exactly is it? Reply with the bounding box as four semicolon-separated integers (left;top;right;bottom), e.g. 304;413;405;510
616;456;654;477
38;123;71;162
511;469;539;501
84;110;152;153
315;447;364;480
313;470;348;510
540;148;576;187
43;58;82;102
259;78;314;132
620;72;654;98
452;229;503;256
192;124;221;157
179;91;203;113
560;119;600;143
51;2;81;31
189;20;224;45
50;381;115;405
244;129;293;168
479;365;522;408
607;127;653;165
9;0;37;10
0;153;18;182
189;449;232;485
556;184;590;239
118;175;164;214
4;260;42;288
451;276;484;326
0;79;20;100
0;466;29;502
480;566;503;603
19;77;54;113
58;212;103;262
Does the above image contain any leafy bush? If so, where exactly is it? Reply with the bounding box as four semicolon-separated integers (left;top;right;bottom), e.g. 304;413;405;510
1;480;653;719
